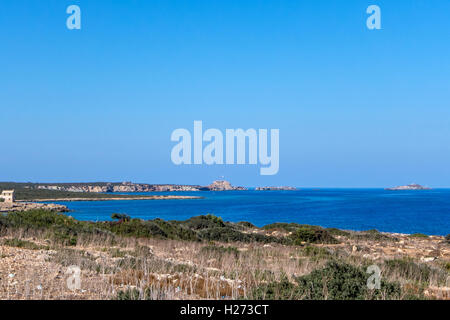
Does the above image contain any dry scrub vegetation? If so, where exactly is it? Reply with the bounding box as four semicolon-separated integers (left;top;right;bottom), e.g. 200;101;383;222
0;210;449;300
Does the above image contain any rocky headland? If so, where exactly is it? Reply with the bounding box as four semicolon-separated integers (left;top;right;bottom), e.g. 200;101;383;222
31;180;247;193
0;202;69;213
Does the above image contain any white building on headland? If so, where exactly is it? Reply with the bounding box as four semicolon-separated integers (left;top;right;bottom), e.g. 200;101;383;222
0;190;15;204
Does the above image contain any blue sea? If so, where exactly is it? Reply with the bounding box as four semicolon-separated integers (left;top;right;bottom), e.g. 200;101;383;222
51;189;450;236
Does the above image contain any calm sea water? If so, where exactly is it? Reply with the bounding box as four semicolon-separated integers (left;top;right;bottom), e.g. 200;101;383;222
51;189;450;236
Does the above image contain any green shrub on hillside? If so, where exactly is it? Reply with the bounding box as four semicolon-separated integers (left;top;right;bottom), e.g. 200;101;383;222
383;258;432;283
178;214;226;230
105;218;198;241
198;227;277;243
291;226;339;245
0;210;279;245
116;288;166;300
237;221;256;229
111;213;131;222
301;245;332;261
351;229;397;242
251;261;402;300
262;222;303;232
409;233;429;238
2;238;48;250
326;227;351;237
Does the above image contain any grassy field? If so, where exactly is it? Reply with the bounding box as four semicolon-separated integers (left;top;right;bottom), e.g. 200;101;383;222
0;210;449;300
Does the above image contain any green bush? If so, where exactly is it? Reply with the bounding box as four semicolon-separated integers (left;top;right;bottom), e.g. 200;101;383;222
2;238;47;250
352;229;397;242
262;222;303;232
251;261;402;300
295;261;402;300
251;275;300;299
116;288;165;300
383;258;432;283
237;221;256;229
301;245;332;261
445;234;450;243
409;233;429;238
291;226;339;244
111;213;130;222
179;214;226;230
0;210;279;245
198;227;278;243
326;228;351;237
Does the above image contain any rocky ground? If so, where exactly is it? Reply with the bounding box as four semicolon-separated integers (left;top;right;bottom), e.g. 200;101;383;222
1;230;449;300
0;202;69;213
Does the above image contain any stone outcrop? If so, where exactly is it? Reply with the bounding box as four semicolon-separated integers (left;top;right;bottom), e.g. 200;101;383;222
0;202;69;213
201;180;247;191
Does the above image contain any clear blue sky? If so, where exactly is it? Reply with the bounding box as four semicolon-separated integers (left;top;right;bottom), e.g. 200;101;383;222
1;0;450;187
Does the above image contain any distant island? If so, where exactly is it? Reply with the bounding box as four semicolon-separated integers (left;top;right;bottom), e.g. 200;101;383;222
385;183;431;191
255;186;297;191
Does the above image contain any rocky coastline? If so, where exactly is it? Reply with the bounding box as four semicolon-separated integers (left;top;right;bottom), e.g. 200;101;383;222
0;202;69;213
32;180;247;193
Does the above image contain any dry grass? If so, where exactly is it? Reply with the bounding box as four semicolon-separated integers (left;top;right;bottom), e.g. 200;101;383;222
0;226;449;300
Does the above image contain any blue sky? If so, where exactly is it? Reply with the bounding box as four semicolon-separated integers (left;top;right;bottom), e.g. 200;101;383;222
1;0;450;187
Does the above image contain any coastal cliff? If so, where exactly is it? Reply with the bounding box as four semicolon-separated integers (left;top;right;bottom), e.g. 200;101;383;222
35;182;202;193
32;180;247;193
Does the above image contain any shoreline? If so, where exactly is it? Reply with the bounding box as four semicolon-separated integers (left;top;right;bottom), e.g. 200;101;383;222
18;195;203;202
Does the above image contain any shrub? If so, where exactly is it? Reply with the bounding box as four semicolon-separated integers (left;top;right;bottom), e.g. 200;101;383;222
445;234;450;243
179;215;226;230
251;275;300;300
115;288;166;300
291;226;339;245
409;233;429;238
251;261;402;300
352;229;397;242
295;261;402;300
111;213;130;222
2;238;47;250
383;259;432;283
198;227;277;243
237;221;256;229
326;228;351;237
104;218;198;241
301;245;332;261
0;210;289;245
262;222;303;232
